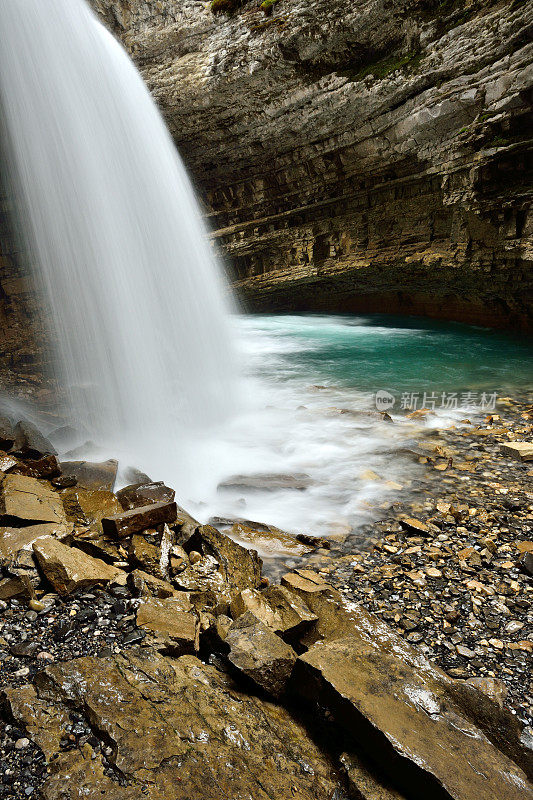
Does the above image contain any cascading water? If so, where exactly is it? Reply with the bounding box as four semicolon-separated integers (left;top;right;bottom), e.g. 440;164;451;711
0;0;235;491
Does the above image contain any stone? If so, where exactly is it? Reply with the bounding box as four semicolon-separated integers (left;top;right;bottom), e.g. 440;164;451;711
218;472;311;491
0;474;66;525
14;650;342;798
225;610;297;698
136;597;198;653
399;517;432;536
0;575;32;600
0;449;18;472
127;568;177;598
0;416;16;450
230;585;317;639
102;501;178;538
292;635;532;800
116;481;175;510
465;677;508;709
12;420;57;458
228;521;313;557
128;534;164;577
0;522;71;566
519;551;533;576
33;537;123;595
340;752;408;799
10;453;61;479
59;459;118;491
61;487;122;528
501;442;533;462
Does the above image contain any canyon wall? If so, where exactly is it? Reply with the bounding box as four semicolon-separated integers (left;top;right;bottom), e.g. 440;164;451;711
90;0;533;329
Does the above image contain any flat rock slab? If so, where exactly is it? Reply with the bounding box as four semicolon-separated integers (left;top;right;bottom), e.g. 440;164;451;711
136;597;198;653
59;459;118;491
225;610;297;698
231;586;317;639
501;442;533;461
33;537;123;595
116;481;175;510
5;650;343;799
287;590;533;800
0;522;71;566
0;474;66;524
218;472;311;492
102;501;177;538
228;521;313;557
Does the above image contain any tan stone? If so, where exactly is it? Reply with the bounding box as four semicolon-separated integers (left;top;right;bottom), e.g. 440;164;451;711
128;568;177;598
0;522;71;566
230;585;317;639
59;459;118;491
102;501;177;538
225;610;297;698
228;521;313;557
0;474;66;524
33;538;123;595
136;597;198;653
501;442;533;462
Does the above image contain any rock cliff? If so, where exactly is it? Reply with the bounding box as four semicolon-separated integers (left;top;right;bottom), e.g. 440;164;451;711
91;0;533;329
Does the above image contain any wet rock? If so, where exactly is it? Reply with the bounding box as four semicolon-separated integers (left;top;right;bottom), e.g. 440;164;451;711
0;522;72;566
101;500;177;539
127;568;177;599
12;421;57;458
59;459;118;491
70;531;122;564
50;474;77;489
286;577;533;800
61;487;122;528
225;610;297;698
218;472;311;492
398;517;434;536
10;453;61;480
230;585;317;640
33;538;123;595
1;684;70;761
116;481;175;510
0;575;33;600
187;525;263;600
519;551;533;576
19;650;342;798
0;474;66;525
228;521;313;558
0;449;18;473
0;416;16;450
136;597;198;654
128;533;164;577
339;752;407;800
501;442;533;462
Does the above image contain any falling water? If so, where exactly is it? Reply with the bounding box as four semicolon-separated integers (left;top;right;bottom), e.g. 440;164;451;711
0;0;235;487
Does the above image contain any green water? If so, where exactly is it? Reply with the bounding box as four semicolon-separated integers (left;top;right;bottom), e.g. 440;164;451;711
242;313;533;401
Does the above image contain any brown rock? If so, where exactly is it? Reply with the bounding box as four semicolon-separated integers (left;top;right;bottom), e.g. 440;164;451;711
501;442;533;462
218;472;311;491
0;522;71;566
0;450;18;473
340;752;408;800
0;474;66;525
61;488;122;528
59;459;118;491
230;585;317;640
225;610;297;698
9;454;61;480
12;420;57;458
292;635;532;800
399;517;432;536
136;597;198;654
33;538;123;595
19;650;341;798
0;417;16;451
127;568;177;599
116;481;175;510
228;521;313;557
128;534;164;577
0;575;33;600
102;501;177;539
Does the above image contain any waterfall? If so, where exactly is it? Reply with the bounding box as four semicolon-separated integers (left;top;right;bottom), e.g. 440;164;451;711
0;0;236;488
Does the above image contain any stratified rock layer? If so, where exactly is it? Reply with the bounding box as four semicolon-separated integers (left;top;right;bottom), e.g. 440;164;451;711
89;0;532;329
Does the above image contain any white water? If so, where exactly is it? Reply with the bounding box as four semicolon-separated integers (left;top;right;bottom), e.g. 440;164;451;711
0;0;235;494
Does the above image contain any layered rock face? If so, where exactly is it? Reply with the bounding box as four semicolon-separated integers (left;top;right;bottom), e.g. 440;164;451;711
91;0;533;329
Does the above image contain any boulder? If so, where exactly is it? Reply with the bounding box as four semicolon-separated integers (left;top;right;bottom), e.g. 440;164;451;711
33;537;123;595
0;416;16;450
136;596;198;654
59;459;118;491
230;586;317;640
0;575;33;600
0;474;66;525
227;521;313;557
218;472;311;492
0;522;71;566
9;453;61;479
102;501;177;539
116;481;175;510
61;488;122;528
127;568;177;599
5;650;341;799
128;533;165;577
12;420;57;458
225;610;297;698
501;442;533;461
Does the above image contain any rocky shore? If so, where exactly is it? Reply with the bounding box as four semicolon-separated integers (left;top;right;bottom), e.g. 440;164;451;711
0;404;532;799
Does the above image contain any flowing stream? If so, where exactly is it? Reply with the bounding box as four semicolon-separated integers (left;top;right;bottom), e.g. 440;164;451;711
0;0;235;491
